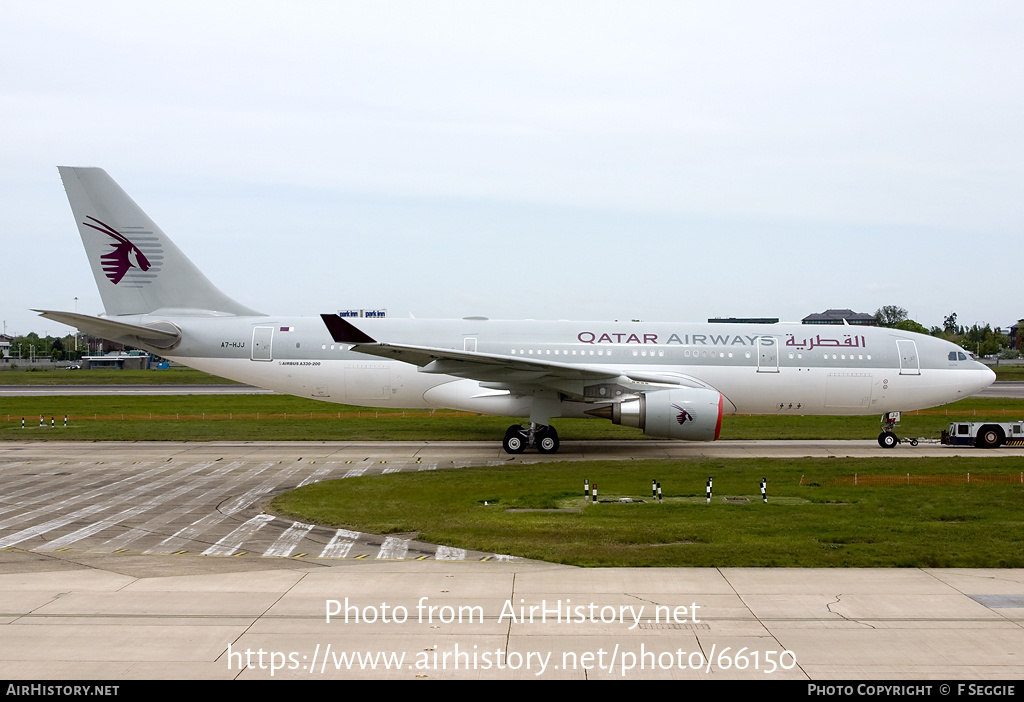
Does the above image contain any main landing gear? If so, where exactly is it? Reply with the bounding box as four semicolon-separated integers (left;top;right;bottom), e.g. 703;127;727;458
503;423;560;454
877;411;918;448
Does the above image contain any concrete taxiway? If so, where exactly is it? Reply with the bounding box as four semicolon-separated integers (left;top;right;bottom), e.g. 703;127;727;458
1;440;1022;680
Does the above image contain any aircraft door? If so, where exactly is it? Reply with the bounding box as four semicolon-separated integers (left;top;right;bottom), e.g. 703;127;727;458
251;326;274;361
896;339;920;375
757;336;779;373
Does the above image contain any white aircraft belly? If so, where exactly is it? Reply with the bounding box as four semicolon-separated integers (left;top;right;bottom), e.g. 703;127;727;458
167;357;447;408
422;379;533;416
708;365;993;415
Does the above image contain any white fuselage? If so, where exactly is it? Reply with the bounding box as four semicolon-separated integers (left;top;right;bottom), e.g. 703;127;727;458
133;315;993;420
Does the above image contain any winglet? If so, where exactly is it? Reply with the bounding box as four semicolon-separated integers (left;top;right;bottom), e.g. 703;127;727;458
320;314;377;344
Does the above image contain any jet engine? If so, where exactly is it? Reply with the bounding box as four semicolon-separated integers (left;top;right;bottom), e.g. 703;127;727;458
588;387;724;441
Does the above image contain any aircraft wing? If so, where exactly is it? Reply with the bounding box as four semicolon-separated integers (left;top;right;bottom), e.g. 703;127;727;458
320;314;711;396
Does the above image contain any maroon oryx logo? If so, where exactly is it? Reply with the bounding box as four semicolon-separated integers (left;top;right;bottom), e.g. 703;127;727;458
672;404;693;425
83;216;151;285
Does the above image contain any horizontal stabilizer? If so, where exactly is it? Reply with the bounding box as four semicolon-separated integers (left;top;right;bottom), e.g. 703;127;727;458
34;310;181;349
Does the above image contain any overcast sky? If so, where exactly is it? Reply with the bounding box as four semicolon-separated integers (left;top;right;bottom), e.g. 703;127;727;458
3;1;1022;338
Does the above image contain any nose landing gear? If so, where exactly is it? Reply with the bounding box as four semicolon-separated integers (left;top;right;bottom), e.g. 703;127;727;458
877;411;918;448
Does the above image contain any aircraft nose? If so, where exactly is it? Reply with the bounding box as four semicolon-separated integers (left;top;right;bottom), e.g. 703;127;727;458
967;364;997;396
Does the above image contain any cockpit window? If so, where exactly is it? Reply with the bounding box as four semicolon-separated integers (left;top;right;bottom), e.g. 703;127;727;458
958;352;967;361
949;352;957;361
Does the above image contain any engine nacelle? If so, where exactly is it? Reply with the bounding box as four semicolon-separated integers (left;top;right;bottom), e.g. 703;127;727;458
597;388;724;441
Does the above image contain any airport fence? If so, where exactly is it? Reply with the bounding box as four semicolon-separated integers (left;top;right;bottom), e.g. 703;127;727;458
816;473;1024;487
903;408;1022;416
3;410;479;423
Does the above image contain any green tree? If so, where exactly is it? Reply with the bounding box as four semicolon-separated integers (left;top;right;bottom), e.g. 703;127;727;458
893;319;928;334
962;324;1006;357
874;305;908;327
943;312;958;334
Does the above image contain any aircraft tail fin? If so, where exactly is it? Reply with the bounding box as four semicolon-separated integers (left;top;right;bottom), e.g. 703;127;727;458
58;167;262;317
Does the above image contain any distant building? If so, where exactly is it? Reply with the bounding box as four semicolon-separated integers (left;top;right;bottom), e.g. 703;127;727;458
79;335;126;355
802;309;876;326
708;317;779;324
81;352;151;370
338;309;387;318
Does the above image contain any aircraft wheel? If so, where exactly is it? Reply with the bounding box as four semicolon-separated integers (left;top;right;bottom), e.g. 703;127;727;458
536;426;560;454
878;431;898;448
503;425;527;454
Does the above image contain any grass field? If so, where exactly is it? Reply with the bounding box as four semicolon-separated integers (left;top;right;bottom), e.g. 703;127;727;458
2;394;1022;442
0;368;238;385
992;364;1024;381
270;456;1024;567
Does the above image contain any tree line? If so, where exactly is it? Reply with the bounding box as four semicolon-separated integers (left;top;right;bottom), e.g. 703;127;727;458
1;332;119;362
874;306;1022;358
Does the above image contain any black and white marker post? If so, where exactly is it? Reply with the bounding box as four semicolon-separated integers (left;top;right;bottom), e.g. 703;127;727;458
761;478;767;503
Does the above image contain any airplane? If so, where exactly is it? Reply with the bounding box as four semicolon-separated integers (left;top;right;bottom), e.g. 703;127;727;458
37;167;996;453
